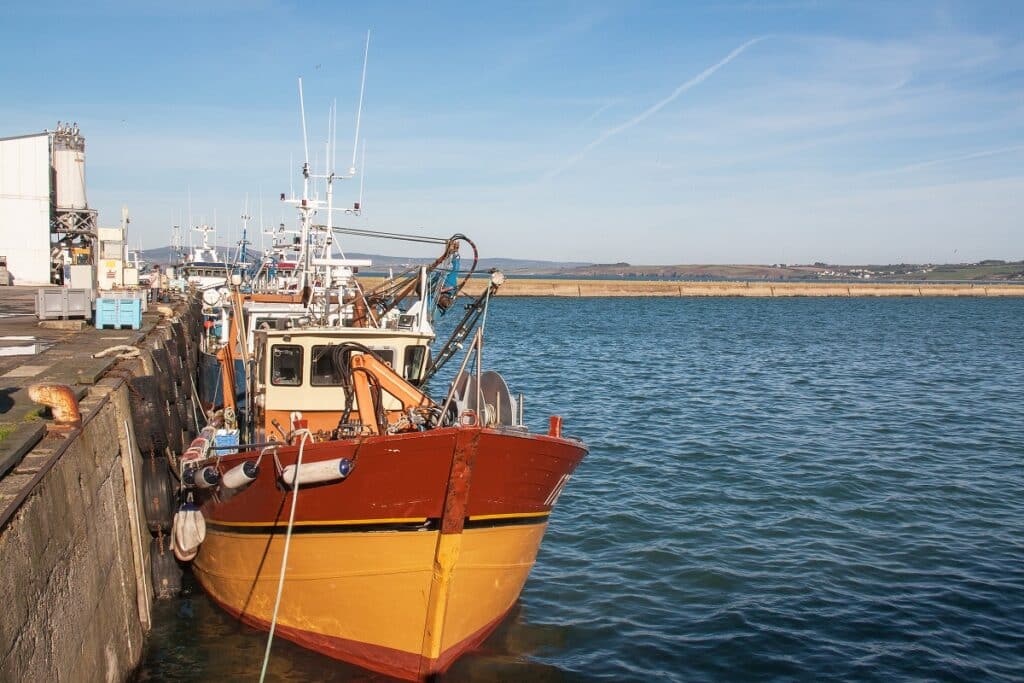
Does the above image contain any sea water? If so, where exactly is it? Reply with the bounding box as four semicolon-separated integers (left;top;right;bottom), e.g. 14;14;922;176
138;297;1024;681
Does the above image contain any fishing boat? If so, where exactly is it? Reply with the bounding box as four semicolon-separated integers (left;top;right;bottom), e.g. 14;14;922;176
178;224;240;290
169;75;588;680
180;241;587;679
193;212;266;411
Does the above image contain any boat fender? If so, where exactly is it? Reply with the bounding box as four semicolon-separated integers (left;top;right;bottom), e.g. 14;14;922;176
182;425;219;464
184;465;221;489
171;504;206;562
181;441;206;464
151;535;183;599
222;460;259;489
281;458;354;488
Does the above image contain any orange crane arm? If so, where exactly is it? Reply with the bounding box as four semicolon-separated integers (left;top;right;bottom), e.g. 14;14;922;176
350;352;435;435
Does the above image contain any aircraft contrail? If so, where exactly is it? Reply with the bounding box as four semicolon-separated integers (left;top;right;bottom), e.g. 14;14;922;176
882;144;1024;175
542;36;768;181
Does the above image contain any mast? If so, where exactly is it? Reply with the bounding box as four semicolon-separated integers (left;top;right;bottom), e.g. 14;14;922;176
298;77;311;289
278;35;372;306
238;195;251;267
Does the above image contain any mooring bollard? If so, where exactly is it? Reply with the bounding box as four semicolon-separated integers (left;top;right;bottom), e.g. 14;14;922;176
27;382;82;431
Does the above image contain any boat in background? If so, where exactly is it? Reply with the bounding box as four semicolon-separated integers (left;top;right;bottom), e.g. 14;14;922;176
178;224;245;290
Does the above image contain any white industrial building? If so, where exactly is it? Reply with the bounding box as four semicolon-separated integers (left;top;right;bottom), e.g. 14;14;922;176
0;124;99;286
0;133;53;284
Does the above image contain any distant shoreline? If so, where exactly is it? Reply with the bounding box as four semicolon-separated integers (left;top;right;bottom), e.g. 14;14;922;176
361;277;1024;298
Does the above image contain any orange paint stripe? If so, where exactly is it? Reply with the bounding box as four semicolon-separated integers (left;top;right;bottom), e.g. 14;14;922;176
209;511;549;528
467;511;550;522
208;517;429;527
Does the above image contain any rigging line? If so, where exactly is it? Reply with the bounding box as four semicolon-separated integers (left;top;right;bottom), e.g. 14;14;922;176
330;226;451;244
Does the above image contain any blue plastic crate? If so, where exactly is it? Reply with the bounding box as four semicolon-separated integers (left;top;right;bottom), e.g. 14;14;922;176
94;299;117;328
214;429;240;455
115;298;142;327
95;297;142;329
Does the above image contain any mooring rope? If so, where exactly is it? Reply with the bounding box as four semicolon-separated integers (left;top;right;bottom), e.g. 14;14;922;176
258;429;311;683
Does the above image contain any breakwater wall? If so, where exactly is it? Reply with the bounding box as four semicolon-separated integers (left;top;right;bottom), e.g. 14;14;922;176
446;279;1024;297
0;300;192;681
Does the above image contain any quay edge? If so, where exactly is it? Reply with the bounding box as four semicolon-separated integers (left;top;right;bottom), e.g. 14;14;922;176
0;290;195;682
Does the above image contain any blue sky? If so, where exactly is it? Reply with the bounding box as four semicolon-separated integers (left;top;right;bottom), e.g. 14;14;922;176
2;1;1022;264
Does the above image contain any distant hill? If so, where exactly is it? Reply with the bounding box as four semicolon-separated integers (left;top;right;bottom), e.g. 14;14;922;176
535;261;1024;282
139;246;590;273
139;246;1023;282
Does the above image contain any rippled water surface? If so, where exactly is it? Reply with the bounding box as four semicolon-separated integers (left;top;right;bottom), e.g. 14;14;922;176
139;297;1024;681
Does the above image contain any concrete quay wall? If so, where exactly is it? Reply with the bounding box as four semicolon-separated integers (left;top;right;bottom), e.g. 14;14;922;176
0;379;152;682
445;279;1024;297
0;296;188;682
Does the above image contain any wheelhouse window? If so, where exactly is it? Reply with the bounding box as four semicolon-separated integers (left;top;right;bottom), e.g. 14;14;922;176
311;345;343;386
310;345;395;386
271;345;303;386
255;317;285;331
404;345;427;381
373;349;396;370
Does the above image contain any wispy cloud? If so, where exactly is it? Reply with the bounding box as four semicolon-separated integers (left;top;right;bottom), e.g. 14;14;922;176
866;144;1024;177
541;36;768;181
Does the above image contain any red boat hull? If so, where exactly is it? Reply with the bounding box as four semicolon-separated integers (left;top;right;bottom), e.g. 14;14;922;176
193;426;586;680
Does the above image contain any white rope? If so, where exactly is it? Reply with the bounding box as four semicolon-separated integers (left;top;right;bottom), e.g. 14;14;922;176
92;344;140;359
258;429;311;683
189;383;203;435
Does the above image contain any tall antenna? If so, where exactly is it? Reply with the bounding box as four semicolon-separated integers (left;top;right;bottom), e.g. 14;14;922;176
259;186;265;255
298;77;310;169
358;140;366;210
351;30;370;174
332;98;338;177
326;101;333;178
297;77;312;283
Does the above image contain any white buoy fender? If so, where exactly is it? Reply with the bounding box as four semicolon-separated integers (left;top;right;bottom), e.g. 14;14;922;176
222;460;259;489
281;458;354;488
172;506;206;562
185;465;220;489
